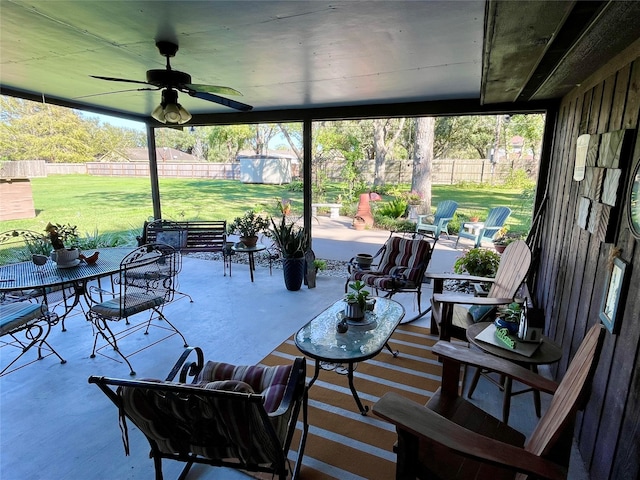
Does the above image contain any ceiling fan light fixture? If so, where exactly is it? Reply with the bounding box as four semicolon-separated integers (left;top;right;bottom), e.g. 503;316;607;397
152;89;192;124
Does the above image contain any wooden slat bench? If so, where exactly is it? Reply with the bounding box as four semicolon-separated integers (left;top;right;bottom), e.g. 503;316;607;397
140;220;227;254
311;203;342;219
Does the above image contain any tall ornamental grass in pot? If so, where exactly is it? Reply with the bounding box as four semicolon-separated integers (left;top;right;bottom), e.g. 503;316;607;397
270;215;309;291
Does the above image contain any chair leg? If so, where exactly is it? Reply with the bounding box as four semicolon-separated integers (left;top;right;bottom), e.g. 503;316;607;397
467;366;482;398
153;456;164;480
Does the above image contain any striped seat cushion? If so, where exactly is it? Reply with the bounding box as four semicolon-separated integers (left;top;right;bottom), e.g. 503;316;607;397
352;237;430;289
119;369;291;462
90;293;164;318
0;301;45;335
197;361;293;414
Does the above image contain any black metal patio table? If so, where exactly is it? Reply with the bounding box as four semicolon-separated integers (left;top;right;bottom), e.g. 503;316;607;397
295;297;405;415
0;248;132;329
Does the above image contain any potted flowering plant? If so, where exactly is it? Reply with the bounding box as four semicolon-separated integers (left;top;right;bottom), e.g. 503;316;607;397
227;210;270;247
45;222;80;265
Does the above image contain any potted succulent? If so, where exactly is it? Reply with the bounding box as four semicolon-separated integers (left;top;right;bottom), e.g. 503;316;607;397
228;210;270;248
270;215;310;291
344;280;370;319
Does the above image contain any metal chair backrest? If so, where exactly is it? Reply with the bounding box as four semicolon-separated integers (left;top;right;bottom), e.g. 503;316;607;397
117;243;179;310
0;229;48;265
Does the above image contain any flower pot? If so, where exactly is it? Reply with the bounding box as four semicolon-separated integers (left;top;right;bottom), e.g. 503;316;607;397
53;247;79;266
239;235;258;248
282;257;305;291
355;253;373;270
353;217;366;230
494;244;507;253
344;301;364;319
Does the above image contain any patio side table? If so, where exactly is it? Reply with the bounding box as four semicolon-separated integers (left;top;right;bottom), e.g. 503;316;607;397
466;322;562;423
231;243;266;282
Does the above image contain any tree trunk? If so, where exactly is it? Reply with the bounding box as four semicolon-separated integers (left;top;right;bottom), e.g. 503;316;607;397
411;117;435;214
373;118;405;186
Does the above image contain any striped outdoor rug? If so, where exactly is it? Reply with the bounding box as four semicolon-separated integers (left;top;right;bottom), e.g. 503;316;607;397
259;323;442;480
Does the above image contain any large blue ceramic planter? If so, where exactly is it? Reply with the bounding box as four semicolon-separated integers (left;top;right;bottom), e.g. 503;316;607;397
282;257;305;291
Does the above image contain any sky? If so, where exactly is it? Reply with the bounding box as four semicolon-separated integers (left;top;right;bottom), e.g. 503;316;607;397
83;112;146;131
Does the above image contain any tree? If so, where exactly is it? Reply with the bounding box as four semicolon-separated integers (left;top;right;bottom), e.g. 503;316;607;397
207;125;253;162
251;124;278;155
0;96;143;162
411;117;435;214
372;118;406;186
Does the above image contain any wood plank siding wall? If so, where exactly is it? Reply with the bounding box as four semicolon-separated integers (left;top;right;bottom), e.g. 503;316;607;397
533;47;640;480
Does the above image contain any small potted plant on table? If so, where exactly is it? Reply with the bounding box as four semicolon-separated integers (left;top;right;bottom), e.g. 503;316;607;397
344;280;370;320
228;210;270;248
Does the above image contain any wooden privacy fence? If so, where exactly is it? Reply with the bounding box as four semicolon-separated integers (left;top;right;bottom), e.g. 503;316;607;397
3;159;516;184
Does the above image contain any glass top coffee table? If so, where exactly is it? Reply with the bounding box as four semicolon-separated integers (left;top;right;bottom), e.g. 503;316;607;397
295;297;405;415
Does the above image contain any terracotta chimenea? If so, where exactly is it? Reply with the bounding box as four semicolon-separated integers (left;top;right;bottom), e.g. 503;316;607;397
353;193;374;229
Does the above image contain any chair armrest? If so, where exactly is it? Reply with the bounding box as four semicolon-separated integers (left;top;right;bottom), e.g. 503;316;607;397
425;272;496;284
437;216;453;227
433;341;558;395
373;392;566;480
432;293;513;307
164;346;205;383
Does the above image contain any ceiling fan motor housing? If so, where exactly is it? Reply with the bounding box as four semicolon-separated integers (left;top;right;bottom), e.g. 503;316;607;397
146;69;192;88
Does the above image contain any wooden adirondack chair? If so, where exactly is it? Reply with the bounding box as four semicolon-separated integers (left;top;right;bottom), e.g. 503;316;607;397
456;206;512;248
373;323;605;480
416;200;459;240
428;239;531;342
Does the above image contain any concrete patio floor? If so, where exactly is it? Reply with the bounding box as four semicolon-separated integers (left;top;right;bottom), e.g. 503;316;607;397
0;217;588;479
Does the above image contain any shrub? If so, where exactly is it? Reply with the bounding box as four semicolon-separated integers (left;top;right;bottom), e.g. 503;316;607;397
287;180;304;192
378;198;408;218
453;248;501;277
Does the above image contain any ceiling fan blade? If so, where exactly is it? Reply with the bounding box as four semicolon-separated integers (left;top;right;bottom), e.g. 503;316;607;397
186;84;243;96
90;75;152;87
188;90;253;112
75;86;160;100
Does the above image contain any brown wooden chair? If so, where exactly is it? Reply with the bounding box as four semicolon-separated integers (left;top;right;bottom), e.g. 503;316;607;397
373;323;605;480
427;239;531;342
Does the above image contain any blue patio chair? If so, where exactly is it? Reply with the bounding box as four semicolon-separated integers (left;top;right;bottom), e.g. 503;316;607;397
455;206;512;248
415;200;458;240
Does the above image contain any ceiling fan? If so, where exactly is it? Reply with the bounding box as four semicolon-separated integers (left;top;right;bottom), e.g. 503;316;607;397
90;41;253;123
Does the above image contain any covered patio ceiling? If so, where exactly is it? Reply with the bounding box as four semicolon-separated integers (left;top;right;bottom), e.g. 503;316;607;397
2;1;639;124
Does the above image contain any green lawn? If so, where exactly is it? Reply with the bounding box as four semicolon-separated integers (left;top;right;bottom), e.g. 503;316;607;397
0;175;533;244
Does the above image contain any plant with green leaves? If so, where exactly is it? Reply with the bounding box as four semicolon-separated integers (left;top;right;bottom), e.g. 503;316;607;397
314;259;327;271
45;222;78;250
378;198;408;219
270;215;309;258
345;280;370;310
228;210;270;238
453;248;501;277
497;301;523;323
